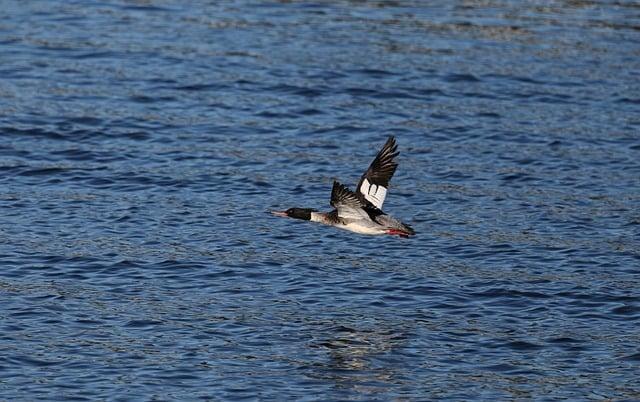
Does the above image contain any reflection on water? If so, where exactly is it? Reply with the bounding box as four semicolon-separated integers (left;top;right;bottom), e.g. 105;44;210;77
311;324;406;390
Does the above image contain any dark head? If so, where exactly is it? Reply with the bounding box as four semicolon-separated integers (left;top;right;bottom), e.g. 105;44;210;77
271;208;317;220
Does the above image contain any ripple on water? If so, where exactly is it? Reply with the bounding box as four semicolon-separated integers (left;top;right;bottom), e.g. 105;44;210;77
1;0;640;400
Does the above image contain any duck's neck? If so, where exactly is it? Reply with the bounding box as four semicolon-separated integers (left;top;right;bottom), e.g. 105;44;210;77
310;211;329;223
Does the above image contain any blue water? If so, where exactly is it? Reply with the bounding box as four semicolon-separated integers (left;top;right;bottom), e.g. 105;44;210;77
1;1;639;400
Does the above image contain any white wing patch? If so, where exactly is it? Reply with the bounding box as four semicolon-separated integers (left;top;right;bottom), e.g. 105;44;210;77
359;178;388;209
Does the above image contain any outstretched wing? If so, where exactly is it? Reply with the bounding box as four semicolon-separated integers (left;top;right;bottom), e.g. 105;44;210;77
356;136;399;210
330;181;371;220
331;181;384;221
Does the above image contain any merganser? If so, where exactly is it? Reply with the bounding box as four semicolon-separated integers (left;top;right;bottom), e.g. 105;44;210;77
271;136;415;238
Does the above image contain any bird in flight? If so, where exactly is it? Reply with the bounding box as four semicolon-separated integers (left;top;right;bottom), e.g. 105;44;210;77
271;136;415;237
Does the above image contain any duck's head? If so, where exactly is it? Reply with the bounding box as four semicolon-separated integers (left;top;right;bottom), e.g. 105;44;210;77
271;208;317;221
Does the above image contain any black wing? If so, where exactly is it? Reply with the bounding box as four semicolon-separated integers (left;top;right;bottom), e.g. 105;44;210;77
331;181;384;221
356;136;399;209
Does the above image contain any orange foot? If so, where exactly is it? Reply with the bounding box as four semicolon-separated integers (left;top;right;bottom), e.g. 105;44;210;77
386;229;410;238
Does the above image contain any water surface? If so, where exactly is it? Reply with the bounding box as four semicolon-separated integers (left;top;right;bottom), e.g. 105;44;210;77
1;1;639;400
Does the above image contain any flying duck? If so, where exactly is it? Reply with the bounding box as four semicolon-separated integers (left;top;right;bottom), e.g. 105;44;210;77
271;136;415;238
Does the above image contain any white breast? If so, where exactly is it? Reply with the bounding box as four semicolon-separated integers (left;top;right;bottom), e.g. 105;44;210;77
310;212;385;235
337;221;385;235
